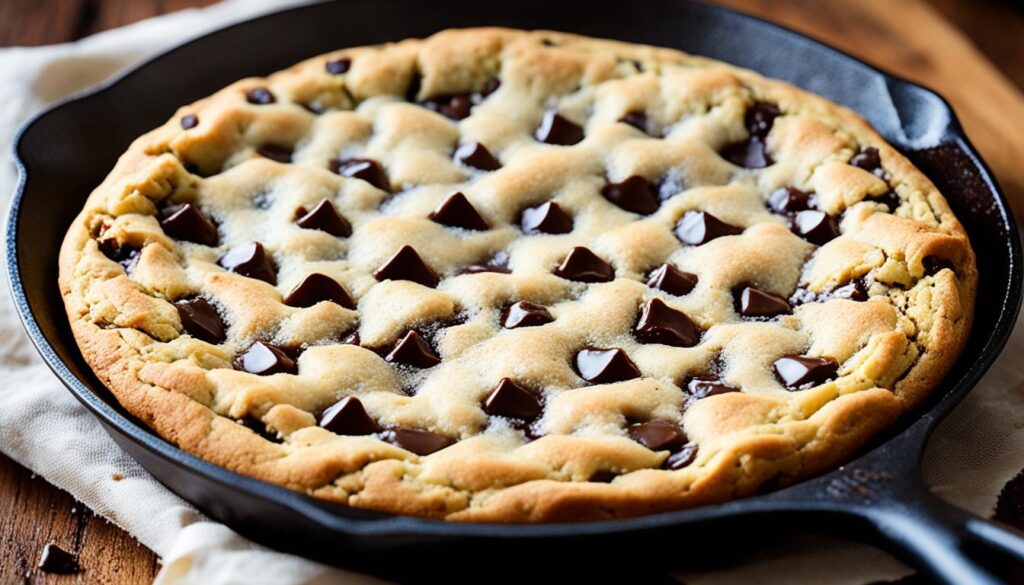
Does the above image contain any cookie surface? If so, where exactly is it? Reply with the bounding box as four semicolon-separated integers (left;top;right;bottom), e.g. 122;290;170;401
58;28;976;522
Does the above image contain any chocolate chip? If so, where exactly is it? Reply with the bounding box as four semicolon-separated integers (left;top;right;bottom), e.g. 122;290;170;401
284;273;355;309
381;428;454;455
373;245;438;287
628;420;686;451
521;201;573;234
325;57;351;75
319;396;379;435
634;298;701;347
873;191;901;212
923;256;955;276
850;147;881;173
792;210;839;245
618;111;648;133
421;93;473;120
234;341;297;375
575;347;641;384
768;187;815;215
98;239;139;271
601;175;659;215
386;330;440;368
329;158;389;191
175;297;226;343
647;264;698;296
454;142;501;171
159;203;218;246
180;114;198;129
686;378;740;399
535;111;584;145
219;242;276;284
502;301;553;329
256;144;293;163
295;199;352;237
736;286;791;317
675;211;742;245
245;87;275;105
481;78;501;97
720;138;773;168
745;102;781;138
428;192;489;230
554;247;615;282
461;252;511;275
38;543;79;574
665;444;698;469
773;355;838;389
484;378;542;419
832;279;869;301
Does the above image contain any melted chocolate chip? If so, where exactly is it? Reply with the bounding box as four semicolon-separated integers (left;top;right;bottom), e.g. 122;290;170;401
647;264;698;296
481;78;501;97
429;192;489;230
675;211;743;245
484;378;542;419
159;203;218;246
257;144;293;163
601;175;659;215
923;256;955;276
665;444;699;469
736;286;791;318
792;210;840;245
234;341;297;375
373;245;438;287
175;297;226;343
386;330;440;368
180;114;198;130
521;201;573;234
295;199;352;237
720;138;773;168
720;102;781;169
850;147;881;173
773;355;839;389
381;428;454;455
575;347;641;384
554;247;615;282
284;273;355;309
461;252;511;275
634;298;700;347
628;420;687;451
219;242;276;284
98;239;140;271
768;187;815;215
686;378;740;399
245;87;275;105
329;158;389;191
454;142;501;171
319;396;379;435
325;57;351;75
38;543;79;574
421;93;473;120
535;111;584;145
502;301;554;329
831;279;869;301
618;111;649;133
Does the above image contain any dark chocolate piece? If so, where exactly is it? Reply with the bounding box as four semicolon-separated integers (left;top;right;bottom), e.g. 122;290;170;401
319;396;379;435
429;192;489;230
159;203;218;246
634;298;701;347
792;210;839;245
773;355;839;389
373;246;438;287
234;341;297;375
245;87;275;105
175;297;226;343
381;428;454;455
294;199;352;237
535;111;584;145
647;264;698;296
325;58;352;75
628;420;687;451
386;330;441;368
329;158;389;191
553;247;614;282
257;144;293;163
502;301;554;329
686;378;740;399
454;142;501;171
218;242;276;284
601;175;659;215
284;273;355;309
180;114;198;129
521;201;573;234
575;347;641;384
675;211;742;245
737;286;791;318
483;378;542;419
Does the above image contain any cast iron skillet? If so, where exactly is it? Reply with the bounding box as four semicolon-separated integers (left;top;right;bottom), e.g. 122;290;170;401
7;0;1024;582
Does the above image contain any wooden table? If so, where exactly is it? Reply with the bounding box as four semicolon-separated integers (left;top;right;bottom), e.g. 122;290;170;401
2;0;1022;582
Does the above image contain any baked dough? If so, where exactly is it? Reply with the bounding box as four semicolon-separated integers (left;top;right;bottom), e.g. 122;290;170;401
58;28;976;522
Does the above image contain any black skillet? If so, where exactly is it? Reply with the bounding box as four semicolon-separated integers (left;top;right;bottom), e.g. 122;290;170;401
7;0;1024;582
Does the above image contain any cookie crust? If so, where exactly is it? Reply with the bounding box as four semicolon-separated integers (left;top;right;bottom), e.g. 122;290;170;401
58;28;976;522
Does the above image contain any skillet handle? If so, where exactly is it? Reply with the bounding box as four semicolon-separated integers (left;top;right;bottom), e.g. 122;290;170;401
865;484;1024;584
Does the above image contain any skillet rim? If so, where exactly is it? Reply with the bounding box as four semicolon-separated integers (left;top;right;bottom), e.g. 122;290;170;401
5;0;1022;539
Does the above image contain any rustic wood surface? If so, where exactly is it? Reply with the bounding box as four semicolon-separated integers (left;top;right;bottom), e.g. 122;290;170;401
0;0;1022;583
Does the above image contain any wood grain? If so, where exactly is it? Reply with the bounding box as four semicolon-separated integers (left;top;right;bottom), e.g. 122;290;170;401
0;0;1021;583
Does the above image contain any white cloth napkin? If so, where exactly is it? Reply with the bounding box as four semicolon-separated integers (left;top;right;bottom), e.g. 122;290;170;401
0;2;1021;583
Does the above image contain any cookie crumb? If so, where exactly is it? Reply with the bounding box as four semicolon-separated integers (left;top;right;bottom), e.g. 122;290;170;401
112;473;123;481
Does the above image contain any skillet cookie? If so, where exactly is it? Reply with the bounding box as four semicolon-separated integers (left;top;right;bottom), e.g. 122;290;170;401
59;28;976;522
